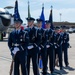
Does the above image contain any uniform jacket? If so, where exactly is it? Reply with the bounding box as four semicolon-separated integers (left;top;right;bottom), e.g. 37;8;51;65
54;33;62;48
8;29;29;56
44;29;55;48
62;32;69;48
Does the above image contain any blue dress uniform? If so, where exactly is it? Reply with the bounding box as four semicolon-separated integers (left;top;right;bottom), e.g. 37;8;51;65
8;0;29;74
37;28;48;74
54;32;63;70
8;29;29;75
62;31;69;67
36;18;47;73
26;27;40;75
37;28;44;58
25;17;40;75
46;28;55;74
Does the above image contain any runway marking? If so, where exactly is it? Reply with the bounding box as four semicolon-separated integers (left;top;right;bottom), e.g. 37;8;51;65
0;55;11;62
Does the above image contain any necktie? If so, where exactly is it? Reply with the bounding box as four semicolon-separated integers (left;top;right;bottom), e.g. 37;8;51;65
30;28;32;31
16;30;18;34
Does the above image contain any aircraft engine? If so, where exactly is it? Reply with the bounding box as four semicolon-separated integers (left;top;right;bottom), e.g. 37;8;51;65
0;8;11;32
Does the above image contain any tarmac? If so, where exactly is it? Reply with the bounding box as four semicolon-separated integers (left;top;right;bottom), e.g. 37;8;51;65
0;33;75;75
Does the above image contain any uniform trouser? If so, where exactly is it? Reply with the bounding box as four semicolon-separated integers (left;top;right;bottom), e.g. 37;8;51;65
55;46;62;69
14;51;27;75
27;48;39;75
41;47;47;74
46;47;54;73
62;48;68;66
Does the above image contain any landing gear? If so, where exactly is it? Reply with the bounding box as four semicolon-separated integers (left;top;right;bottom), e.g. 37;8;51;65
0;32;3;41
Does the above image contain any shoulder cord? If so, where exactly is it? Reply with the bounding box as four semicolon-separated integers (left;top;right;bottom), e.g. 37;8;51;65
43;30;46;38
23;31;26;41
35;29;37;38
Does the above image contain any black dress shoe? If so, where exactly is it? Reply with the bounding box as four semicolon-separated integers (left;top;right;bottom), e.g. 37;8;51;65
66;63;69;67
51;72;55;75
42;72;47;75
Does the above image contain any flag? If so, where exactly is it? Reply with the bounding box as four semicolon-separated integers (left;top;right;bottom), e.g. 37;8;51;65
28;1;31;18
39;57;43;69
49;7;54;29
14;0;21;20
40;4;45;28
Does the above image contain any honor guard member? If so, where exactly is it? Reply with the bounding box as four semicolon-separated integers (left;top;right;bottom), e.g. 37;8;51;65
36;18;48;75
26;17;40;75
8;17;29;75
36;18;43;64
45;20;55;74
62;29;69;67
54;29;63;70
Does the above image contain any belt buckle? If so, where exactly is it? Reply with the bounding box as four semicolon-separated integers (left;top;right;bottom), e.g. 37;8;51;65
15;43;19;46
47;40;49;42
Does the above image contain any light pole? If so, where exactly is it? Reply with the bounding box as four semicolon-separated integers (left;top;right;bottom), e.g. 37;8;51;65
60;13;62;22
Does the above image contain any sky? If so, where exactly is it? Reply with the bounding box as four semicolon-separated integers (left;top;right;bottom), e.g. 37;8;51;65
0;0;75;24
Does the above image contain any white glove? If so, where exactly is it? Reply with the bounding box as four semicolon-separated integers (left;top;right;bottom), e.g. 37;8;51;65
39;47;41;50
12;47;19;55
27;45;34;49
46;45;50;48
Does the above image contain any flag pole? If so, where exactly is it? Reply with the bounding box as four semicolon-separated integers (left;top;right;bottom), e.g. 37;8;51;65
42;3;44;8
28;0;31;18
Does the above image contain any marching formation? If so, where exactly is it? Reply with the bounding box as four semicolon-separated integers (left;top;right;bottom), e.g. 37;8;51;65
8;0;70;75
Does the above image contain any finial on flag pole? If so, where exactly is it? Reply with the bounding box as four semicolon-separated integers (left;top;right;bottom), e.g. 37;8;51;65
28;0;29;4
42;3;44;10
51;5;53;10
42;3;44;8
28;0;31;18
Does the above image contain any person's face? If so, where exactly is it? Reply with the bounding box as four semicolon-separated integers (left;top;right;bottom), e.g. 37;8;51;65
37;21;42;28
45;23;51;29
14;22;21;29
27;20;34;27
57;29;61;33
55;30;58;33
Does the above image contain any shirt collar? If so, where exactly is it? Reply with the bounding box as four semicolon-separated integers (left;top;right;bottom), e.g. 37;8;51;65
38;27;42;30
15;29;21;33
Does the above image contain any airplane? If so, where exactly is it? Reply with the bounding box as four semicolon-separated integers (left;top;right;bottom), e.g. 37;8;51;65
0;8;13;41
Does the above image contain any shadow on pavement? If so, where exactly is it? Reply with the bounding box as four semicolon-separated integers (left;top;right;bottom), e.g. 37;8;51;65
54;68;68;75
63;66;75;71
